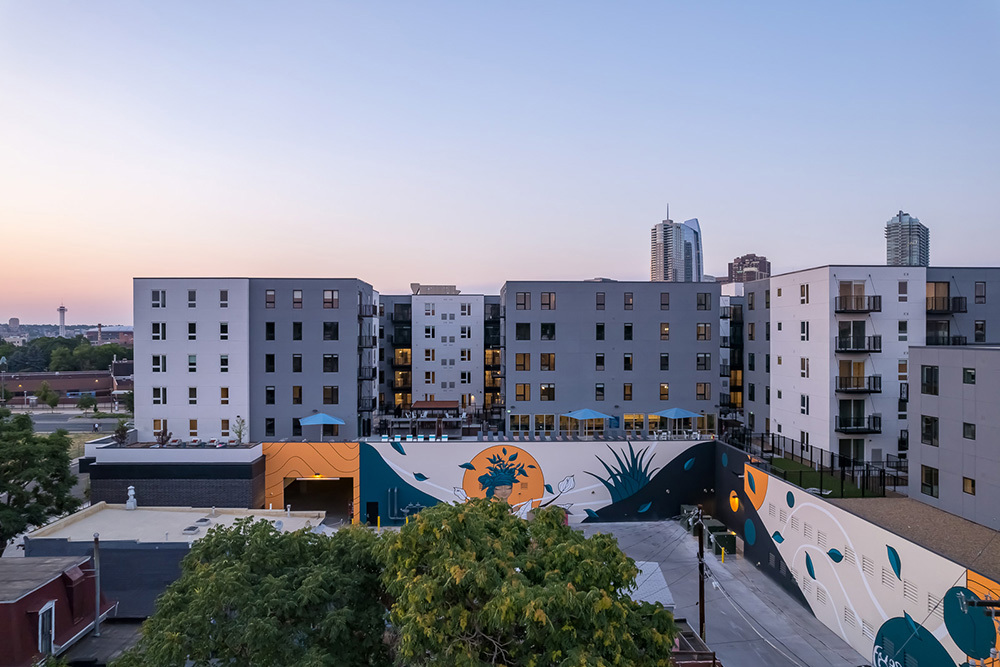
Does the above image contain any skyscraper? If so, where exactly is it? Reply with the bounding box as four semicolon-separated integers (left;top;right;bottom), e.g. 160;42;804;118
720;253;771;284
650;209;704;282
885;210;929;267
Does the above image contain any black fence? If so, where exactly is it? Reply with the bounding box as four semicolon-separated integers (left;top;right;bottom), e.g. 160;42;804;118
720;430;906;498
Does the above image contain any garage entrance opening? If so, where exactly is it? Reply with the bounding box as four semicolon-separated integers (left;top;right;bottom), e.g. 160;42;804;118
283;478;353;523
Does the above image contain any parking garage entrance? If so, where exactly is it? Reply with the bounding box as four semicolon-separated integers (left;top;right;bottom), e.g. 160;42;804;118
283;477;353;523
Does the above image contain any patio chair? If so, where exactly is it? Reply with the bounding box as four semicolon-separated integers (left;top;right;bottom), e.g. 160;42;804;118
169;438;180;447
405;435;414;442
427;435;436;442
441;434;449;442
208;439;218;447
380;435;389;442
416;435;425;442
393;435;402;441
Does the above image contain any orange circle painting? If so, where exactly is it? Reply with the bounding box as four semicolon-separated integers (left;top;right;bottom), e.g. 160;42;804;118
462;445;545;508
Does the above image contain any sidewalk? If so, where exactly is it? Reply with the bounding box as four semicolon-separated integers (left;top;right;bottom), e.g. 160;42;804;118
581;521;867;667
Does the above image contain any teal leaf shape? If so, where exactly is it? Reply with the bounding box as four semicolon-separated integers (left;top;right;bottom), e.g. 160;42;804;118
509;452;518;461
827;549;844;563
905;611;920;639
772;531;784;544
585;509;600;519
502;447;507;455
459;462;476;470
544;484;554;494
747;471;757;494
528;464;536;469
413;472;428;482
683;457;695;471
721;453;728;467
638;502;652;513
391;440;406;456
887;545;902;580
786;491;795;508
805;553;816;579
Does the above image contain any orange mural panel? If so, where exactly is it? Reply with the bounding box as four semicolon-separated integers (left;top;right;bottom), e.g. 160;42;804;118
263;442;361;524
743;463;768;511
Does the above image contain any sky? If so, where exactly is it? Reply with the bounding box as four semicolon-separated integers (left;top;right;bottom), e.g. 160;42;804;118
1;1;998;324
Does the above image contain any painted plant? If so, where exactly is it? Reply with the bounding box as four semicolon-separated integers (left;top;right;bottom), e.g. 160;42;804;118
476;448;529;502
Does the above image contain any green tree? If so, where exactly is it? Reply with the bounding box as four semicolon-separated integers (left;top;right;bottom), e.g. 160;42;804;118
380;499;677;666
112;418;130;447
115;520;391;667
121;390;134;414
76;394;98;413
0;408;80;549
35;381;60;412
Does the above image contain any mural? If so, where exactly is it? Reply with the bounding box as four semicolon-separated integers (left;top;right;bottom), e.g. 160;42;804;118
263;441;360;523
717;443;1000;667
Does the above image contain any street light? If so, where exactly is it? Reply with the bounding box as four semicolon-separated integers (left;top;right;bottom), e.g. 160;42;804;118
0;356;6;407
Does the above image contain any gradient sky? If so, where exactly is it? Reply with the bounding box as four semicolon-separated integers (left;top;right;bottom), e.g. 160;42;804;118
2;1;998;324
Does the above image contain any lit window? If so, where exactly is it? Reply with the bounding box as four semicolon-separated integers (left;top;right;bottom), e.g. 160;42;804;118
292;386;303;404
220;387;229;405
189;419;198;438
659;383;669;400
696;383;710;400
540;383;555;401
515;383;530;401
540;292;556;310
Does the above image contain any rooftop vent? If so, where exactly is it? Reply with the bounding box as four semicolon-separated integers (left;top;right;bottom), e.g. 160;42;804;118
181;525;200;535
195;517;212;525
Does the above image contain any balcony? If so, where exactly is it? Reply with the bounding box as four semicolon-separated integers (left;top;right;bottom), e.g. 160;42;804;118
835;414;882;434
392;377;411;390
835;335;882;353
835;375;882;393
718;393;732;408
391;307;412;322
358;397;376;412
835;295;882;313
720;306;731;319
720;336;731;348
358;304;378;318
358;335;377;348
719;364;730;378
926;334;968;346
358;366;376;381
926;296;967;314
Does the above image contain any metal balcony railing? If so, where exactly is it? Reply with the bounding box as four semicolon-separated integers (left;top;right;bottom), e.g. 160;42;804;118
835;414;882;434
719;364;730;377
926;296;967;314
358;335;377;348
720;306;731;319
835;295;882;313
358;366;376;381
358;397;376;412
358;304;378;318
926;334;968;346
835;375;882;393
834;335;882;353
720;336;731;348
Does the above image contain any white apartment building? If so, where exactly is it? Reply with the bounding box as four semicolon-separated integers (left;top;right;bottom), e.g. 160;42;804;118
411;288;485;409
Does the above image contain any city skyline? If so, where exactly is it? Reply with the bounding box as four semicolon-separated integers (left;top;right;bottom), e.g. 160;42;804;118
2;2;999;324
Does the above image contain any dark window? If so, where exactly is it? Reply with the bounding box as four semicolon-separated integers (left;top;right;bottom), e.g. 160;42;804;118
624;292;634;310
292;354;302;373
324;322;339;341
539;383;555;401
265;321;275;340
324;386;339;405
624;323;633;341
623;353;633;371
696;353;711;370
920;365;939;395
324;354;338;372
265;418;275;437
220;290;229;307
659;353;669;371
516;323;531;340
660;292;669;310
292;417;302;437
265;354;275;373
765;289;770;308
188;322;196;340
596;323;605;341
921;415;939;446
975;281;986;304
324;289;339;308
292;290;303;309
765;354;771;373
921;465;939;498
596;292;605;310
964;422;976;440
595;353;605;371
595;383;605;401
265;386;275;404
748;353;755;371
748;384;755;401
697;293;711;310
292;322;302;340
541;292;556;310
748;292;755;310
516;292;530;310
964;368;976;384
188;290;197;308
765;322;770;341
265;289;275;308
975;320;986;343
540;323;555;340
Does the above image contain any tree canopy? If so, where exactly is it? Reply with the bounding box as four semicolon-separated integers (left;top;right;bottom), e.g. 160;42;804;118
0;408;80;548
0;336;132;373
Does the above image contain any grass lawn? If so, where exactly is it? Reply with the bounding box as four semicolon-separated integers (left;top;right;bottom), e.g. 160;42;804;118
767;456;868;498
63;432;94;460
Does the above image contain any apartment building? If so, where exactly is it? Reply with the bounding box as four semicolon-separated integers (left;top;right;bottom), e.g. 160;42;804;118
908;346;1000;529
500;280;722;435
135;278;378;443
925;267;1000;346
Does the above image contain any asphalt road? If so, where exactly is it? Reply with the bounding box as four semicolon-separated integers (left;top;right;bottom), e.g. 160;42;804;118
13;410;125;433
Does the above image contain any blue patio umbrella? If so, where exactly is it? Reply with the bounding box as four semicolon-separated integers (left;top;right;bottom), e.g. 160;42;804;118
649;407;701;435
299;412;346;441
562;409;613;437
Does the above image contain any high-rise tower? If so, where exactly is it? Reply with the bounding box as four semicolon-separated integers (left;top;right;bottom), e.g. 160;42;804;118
885;210;929;267
651;207;704;282
57;305;67;338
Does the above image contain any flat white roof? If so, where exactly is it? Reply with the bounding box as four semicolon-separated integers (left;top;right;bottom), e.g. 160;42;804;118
28;502;325;544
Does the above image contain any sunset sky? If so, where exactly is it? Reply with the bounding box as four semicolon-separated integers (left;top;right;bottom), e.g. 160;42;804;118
2;2;998;324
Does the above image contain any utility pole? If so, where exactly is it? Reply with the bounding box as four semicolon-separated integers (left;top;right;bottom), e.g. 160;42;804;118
696;504;706;640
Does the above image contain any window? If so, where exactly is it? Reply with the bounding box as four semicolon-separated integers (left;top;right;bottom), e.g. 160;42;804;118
424;371;436;384
964;368;976;384
153;419;167;436
220;387;229;405
188;290;197;308
800;284;809;304
265;354;275;373
292;290;303;309
323;354;338;372
696;353;711;370
220;322;229;340
265;418;275;437
516;292;531;310
697;293;711;310
964;477;976;495
660;292;670;310
460;371;471;384
515;353;530;371
765;289;770;308
596;292;605;310
292;418;302;437
220;355;229;373
800;357;809;378
696;383;710;400
151;290;166;308
624;323;633;341
659;383;669;400
221;419;230;437
292;386;303;404
460;325;471;339
541;292;556;310
623;383;633;401
324;289;339;308
188;322;197;341
964;422;976;440
189;419;198;438
776;288;782;297
516;383;530;401
898;281;908;302
765;322;770;341
220;290;228;308
424;302;435;316
424;349;436;362
540;323;555;340
595;323;605;341
540;383;555;401
151;322;166;340
697;323;711;340
975;281;986;304
659;353;669;371
765;354;770;373
188;387;197;405
324;322;339;341
516;323;530;340
265;289;275;308
623;353;633;371
595;383;605;401
540;353;555;371
748;292;755;310
324;386;339;404
748;384;755;401
800;394;809;415
292;354;302;372
765;386;770;404
920;365;939;395
460;349;471;362
292;322;302;340
747;323;755;341
265;322;275;340
898;360;907;381
660;323;669;341
188;355;197;373
152;387;167;404
898;321;907;342
921;415;939;446
800;321;809;341
624;292;634;310
777;321;782;331
460;303;471;316
975;320;986;343
748;353;755;371
921;465;939;498
595;353;605;371
265;386;275;404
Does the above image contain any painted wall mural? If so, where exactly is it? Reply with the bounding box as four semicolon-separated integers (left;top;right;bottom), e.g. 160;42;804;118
263;441;361;523
716;443;1000;667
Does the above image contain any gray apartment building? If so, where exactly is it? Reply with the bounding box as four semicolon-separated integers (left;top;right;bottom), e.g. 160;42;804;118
908;346;1000;529
499;279;722;435
925;267;1000;346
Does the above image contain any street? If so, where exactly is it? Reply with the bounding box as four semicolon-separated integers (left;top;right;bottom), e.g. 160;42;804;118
7;409;125;433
